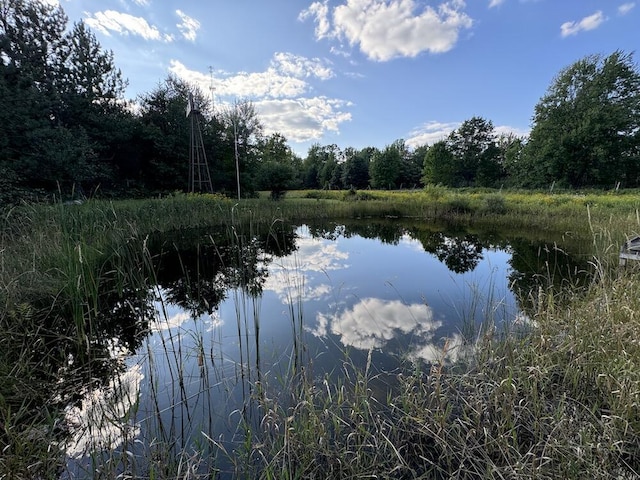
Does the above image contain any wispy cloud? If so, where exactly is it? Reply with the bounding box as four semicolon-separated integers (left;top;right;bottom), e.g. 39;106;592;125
298;1;331;39
618;2;635;15
300;0;473;61
175;10;200;42
488;0;506;8
85;10;174;42
560;10;606;37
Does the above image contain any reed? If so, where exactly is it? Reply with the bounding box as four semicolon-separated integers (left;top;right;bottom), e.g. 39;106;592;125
2;189;640;478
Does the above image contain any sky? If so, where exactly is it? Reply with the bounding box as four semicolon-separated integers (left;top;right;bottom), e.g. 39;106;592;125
50;0;639;156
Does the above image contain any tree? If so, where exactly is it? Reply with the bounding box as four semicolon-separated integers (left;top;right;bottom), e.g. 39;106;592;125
369;140;404;189
256;133;298;198
422;140;456;186
220;99;263;195
138;76;192;191
399;144;427;189
0;0;132;197
302;143;341;189
448;117;502;187
522;51;640;188
342;147;373;189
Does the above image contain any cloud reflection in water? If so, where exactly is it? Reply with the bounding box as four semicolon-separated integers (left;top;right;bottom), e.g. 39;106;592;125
311;297;468;364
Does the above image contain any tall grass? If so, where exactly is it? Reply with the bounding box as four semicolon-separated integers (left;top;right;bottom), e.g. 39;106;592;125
1;189;640;478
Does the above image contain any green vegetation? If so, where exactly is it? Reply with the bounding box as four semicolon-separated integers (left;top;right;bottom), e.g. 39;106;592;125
3;0;640;476
1;191;640;478
2;0;640;204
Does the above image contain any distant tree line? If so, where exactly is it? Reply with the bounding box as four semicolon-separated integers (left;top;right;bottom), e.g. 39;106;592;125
2;0;640;205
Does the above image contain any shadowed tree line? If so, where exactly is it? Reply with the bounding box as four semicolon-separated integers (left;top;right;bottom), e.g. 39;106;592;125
2;0;640;205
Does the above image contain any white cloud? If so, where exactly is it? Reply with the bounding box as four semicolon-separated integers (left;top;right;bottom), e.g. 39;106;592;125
316;297;439;350
65;364;143;458
618;2;635;15
85;10;173;42
257;98;352;142
131;0;150;5
169;55;351;143
494;125;529;138
272;52;334;80
176;10;200;42
488;0;505;7
406;121;459;148
560;11;606;37
299;1;331;39
300;0;473;61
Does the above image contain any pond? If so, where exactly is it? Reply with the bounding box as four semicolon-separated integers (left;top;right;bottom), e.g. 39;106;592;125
60;220;594;478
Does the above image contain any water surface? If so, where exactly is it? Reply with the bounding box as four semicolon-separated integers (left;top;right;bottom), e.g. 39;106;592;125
61;220;593;477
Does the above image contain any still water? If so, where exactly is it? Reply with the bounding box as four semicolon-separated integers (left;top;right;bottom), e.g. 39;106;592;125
61;220;592;477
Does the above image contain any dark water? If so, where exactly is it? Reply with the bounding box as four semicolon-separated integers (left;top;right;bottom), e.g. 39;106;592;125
61;220;594;477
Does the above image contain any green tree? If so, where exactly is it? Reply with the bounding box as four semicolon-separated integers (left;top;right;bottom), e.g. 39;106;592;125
220;99;263;196
0;0;131;197
522;51;640;188
256;133;298;198
138;76;206;192
302;143;341;189
399;144;427;189
448;117;502;187
342;147;373;189
499;133;526;188
422;140;456;186
369;140;403;189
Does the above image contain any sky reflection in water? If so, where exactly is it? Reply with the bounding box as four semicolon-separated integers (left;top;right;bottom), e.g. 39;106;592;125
63;223;519;473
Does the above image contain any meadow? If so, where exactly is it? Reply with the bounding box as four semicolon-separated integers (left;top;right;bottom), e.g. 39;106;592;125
1;188;640;479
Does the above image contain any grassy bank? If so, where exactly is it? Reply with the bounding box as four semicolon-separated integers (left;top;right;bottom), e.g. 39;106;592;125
1;189;640;478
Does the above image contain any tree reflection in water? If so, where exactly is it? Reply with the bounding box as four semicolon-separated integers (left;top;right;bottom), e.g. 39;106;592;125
60;218;595;477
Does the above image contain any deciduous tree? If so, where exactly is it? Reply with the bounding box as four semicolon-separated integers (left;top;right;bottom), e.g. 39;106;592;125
521;51;640;188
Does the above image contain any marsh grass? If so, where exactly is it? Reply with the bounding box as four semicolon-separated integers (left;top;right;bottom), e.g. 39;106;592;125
2;190;640;478
247;260;640;479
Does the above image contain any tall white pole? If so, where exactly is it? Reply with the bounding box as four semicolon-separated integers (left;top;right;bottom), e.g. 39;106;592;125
233;119;241;201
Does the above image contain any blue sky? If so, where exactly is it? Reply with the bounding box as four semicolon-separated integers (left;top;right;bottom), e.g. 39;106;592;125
52;0;639;155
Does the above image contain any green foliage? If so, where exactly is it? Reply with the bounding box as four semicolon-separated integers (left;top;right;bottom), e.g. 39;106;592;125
521;51;640;188
342;147;374;189
422;118;504;188
422;140;456;186
369;140;404;189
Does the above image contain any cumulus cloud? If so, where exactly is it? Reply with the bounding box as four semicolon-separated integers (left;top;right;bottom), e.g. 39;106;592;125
176;10;200;42
169;54;351;143
300;0;473;61
316;297;439;350
560;11;606;37
618;2;635;15
258;98;352;141
85;10;173;42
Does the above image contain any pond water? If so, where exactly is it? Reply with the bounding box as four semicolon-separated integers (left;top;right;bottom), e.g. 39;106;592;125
60;220;593;478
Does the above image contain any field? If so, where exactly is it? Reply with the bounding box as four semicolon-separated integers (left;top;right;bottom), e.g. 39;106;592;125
2;188;640;479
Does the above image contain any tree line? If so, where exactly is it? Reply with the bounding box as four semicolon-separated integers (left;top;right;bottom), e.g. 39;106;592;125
2;0;639;205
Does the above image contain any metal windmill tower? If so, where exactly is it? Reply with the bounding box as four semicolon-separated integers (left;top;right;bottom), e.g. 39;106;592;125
187;93;213;193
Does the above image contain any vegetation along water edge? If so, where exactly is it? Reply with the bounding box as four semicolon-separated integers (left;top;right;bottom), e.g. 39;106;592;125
1;190;640;478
